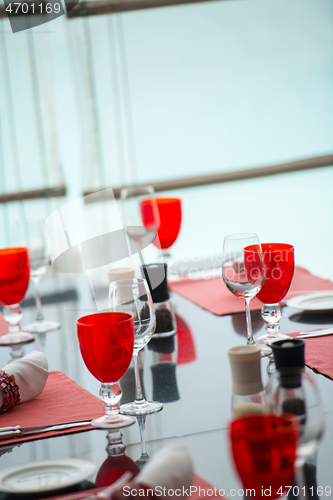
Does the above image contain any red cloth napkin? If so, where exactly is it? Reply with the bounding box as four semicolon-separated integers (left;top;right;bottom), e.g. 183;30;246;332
0;371;104;445
169;266;333;316
289;332;333;380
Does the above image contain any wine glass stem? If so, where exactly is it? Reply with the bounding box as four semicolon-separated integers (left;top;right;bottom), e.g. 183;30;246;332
3;305;22;333
32;277;44;322
245;299;254;345
162;248;172;258
133;351;144;403
137;416;148;457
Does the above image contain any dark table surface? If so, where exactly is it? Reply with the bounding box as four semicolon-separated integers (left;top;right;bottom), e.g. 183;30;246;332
0;272;333;498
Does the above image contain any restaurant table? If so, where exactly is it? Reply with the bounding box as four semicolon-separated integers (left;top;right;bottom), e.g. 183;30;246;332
0;271;333;498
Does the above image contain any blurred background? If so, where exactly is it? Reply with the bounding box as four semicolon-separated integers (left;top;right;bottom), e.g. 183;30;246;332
0;0;333;279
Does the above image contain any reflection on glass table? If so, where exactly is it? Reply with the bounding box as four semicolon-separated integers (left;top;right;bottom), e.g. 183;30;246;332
96;430;140;486
14;218;61;335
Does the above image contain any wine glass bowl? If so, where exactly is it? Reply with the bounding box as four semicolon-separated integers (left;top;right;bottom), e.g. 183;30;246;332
77;312;136;429
121;186;160;253
0;247;34;349
0;248;30;306
229;414;299;500
109;278;163;415
222;233;270;355
256;243;294;343
141;197;182;255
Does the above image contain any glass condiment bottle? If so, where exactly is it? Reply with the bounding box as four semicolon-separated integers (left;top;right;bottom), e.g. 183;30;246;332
142;263;177;337
227;345;267;418
271;339;325;465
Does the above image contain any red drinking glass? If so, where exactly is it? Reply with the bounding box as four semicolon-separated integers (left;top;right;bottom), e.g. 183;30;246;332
141;198;182;254
77;312;135;429
229;414;298;500
0;247;34;349
257;244;294;304
255;244;294;343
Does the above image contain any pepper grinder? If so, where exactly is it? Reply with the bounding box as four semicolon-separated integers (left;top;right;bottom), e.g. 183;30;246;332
141;263;177;338
271;339;325;466
227;345;267;418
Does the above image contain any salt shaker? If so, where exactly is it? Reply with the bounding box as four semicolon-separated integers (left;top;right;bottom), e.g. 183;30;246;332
227;345;267;418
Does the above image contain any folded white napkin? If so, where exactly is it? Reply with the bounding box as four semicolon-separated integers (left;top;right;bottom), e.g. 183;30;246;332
0;350;49;409
133;445;193;495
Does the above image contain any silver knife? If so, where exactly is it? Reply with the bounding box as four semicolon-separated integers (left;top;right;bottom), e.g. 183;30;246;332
297;330;333;339
298;327;333;336
0;420;92;439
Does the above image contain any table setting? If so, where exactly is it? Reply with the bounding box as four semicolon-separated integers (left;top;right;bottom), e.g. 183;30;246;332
0;188;333;499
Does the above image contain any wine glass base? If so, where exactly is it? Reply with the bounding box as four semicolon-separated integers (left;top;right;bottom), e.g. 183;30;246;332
135;453;150;469
120;400;163;416
23;320;61;334
255;333;293;345
0;331;35;346
91;414;136;429
252;340;272;357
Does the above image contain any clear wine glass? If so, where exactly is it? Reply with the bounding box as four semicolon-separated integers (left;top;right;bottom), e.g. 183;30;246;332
14;218;61;334
109;278;163;415
0;247;35;355
222;233;270;356
120;186;160;262
77;312;136;429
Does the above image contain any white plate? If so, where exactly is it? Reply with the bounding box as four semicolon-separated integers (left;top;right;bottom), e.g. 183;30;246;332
0;458;96;494
287;291;333;312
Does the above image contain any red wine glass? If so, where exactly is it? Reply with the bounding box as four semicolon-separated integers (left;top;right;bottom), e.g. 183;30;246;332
255;244;294;344
141;197;182;259
77;312;135;429
222;233;270;356
0;247;35;352
229;414;298;500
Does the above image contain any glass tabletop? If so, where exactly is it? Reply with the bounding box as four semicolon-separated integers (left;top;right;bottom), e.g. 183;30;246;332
0;274;332;498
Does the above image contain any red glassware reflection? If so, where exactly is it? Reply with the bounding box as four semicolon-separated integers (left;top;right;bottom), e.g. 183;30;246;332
0;248;30;306
256;244;294;304
175;314;196;365
141;198;181;250
96;455;140;487
229;414;298;500
77;312;134;383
